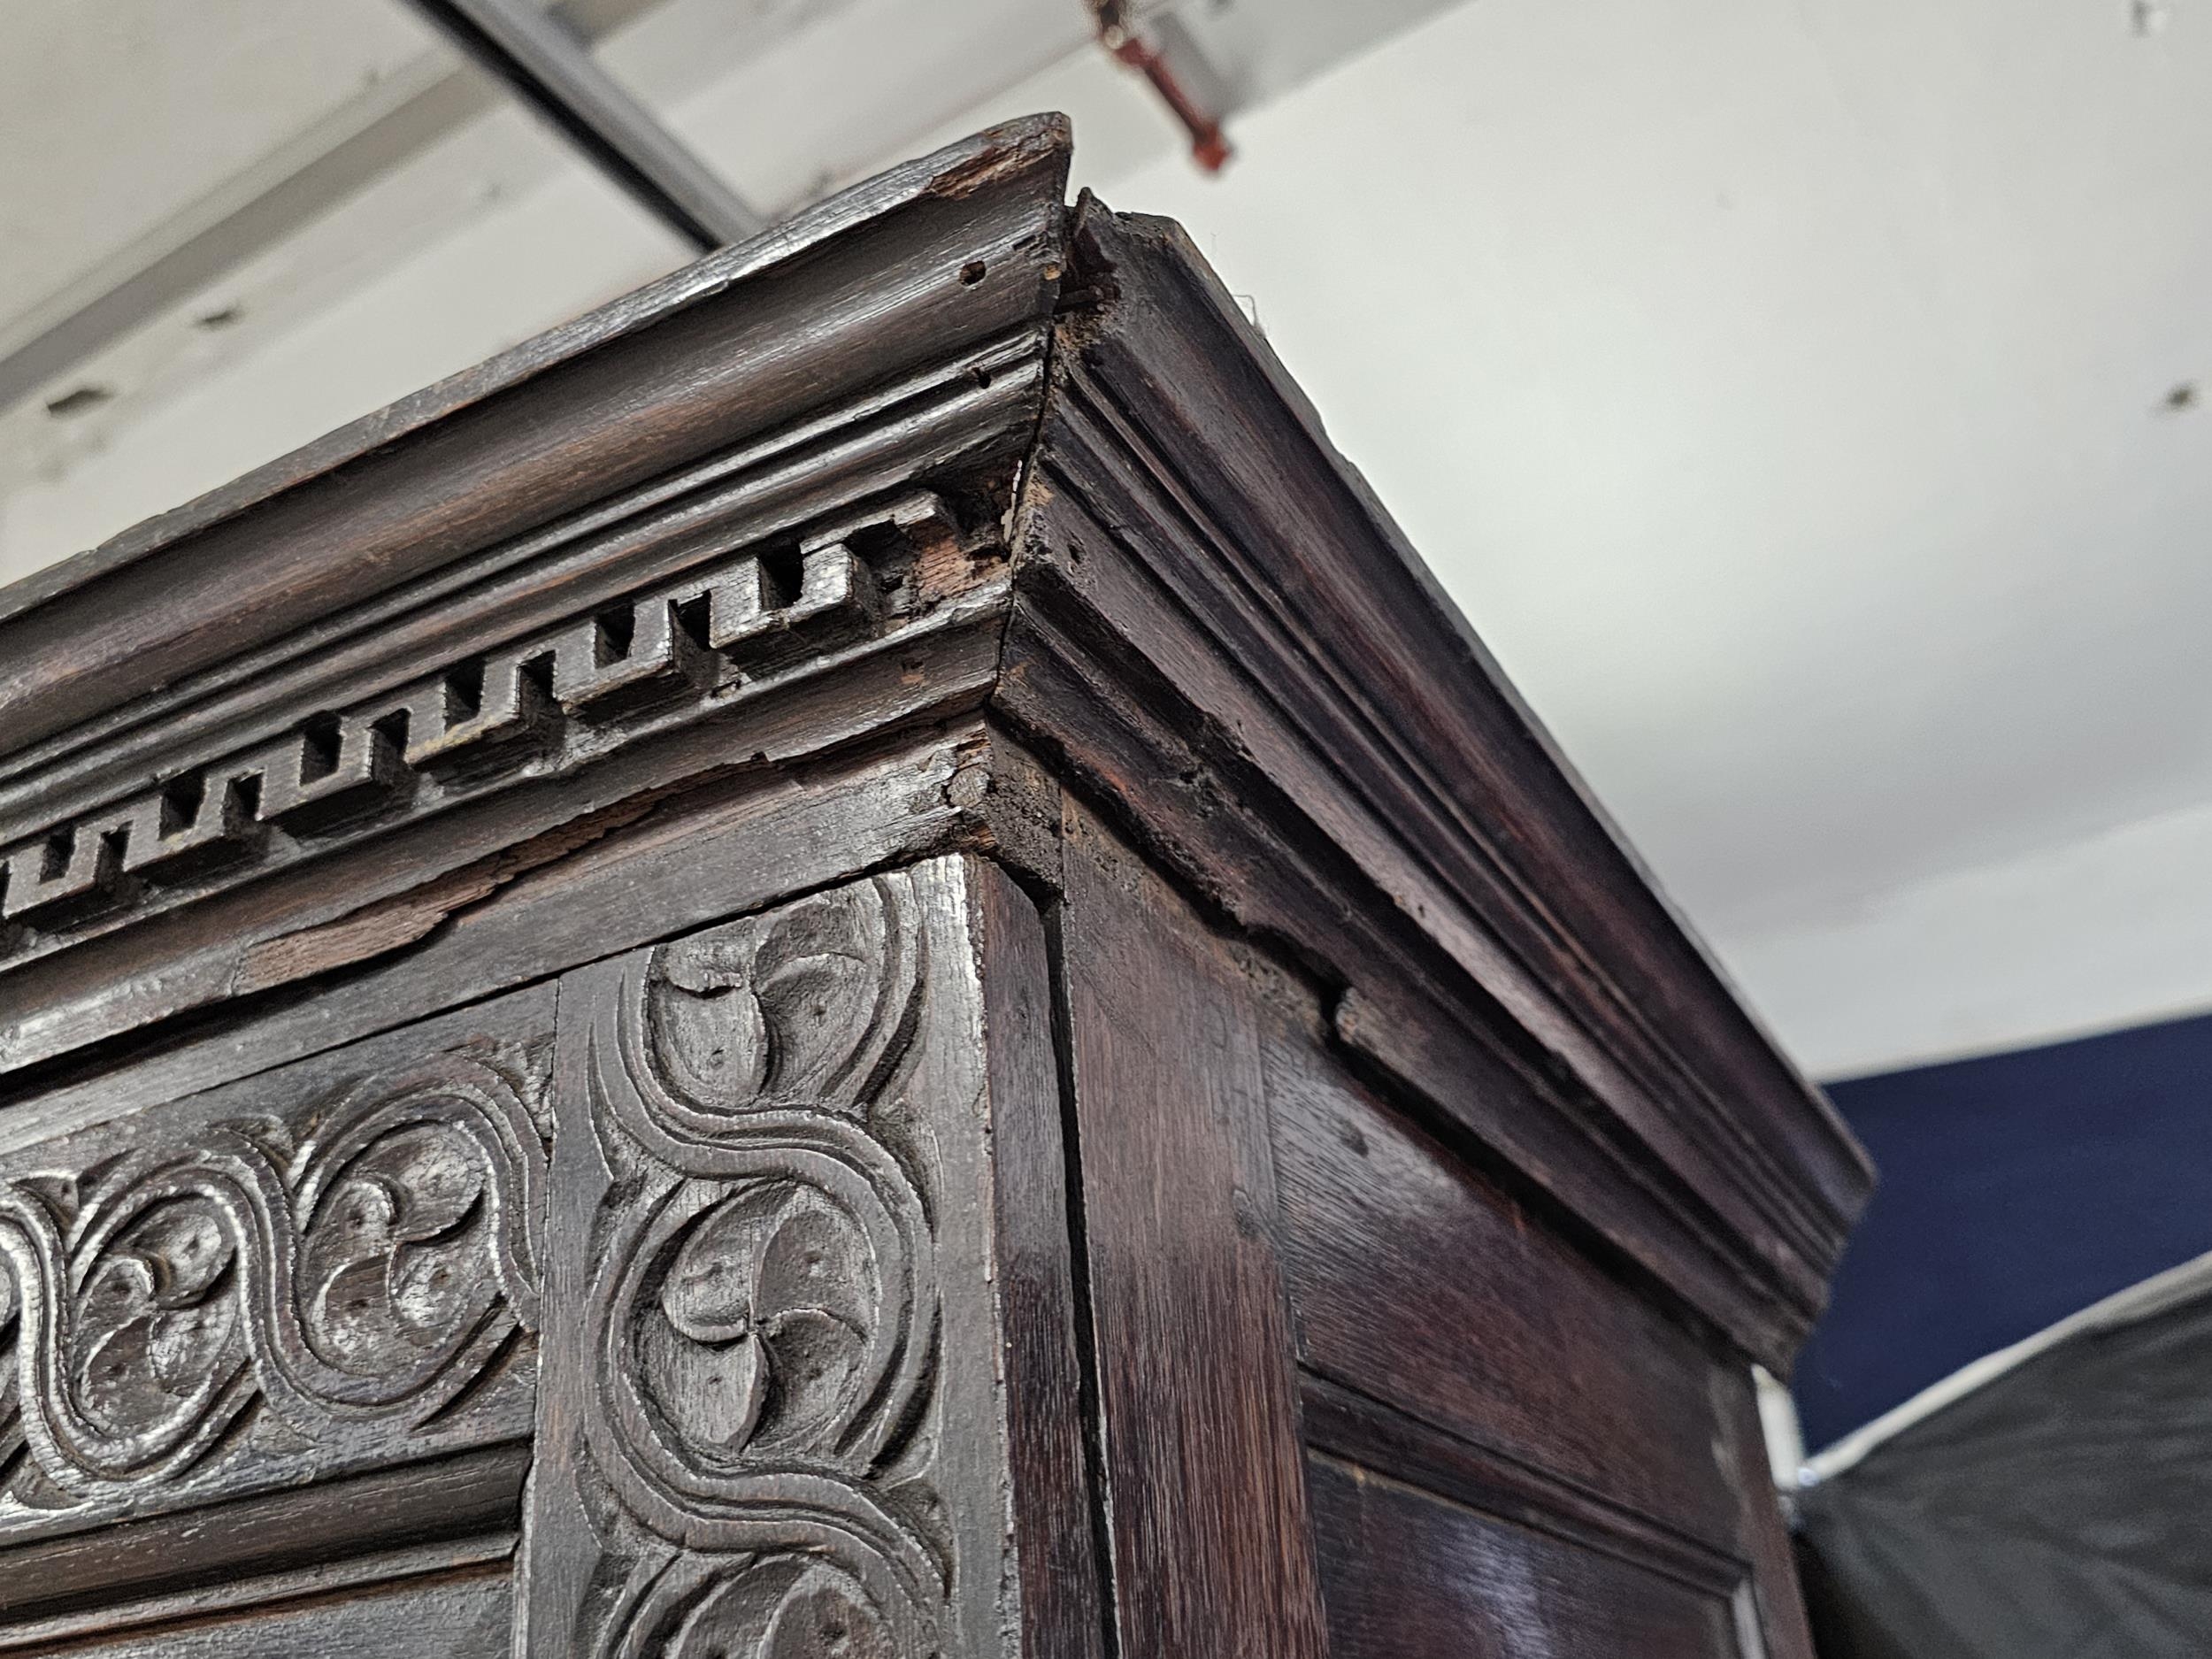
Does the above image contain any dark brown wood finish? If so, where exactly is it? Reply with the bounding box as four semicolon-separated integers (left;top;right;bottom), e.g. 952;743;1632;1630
1054;803;1331;1659
0;991;550;1538
1263;1009;1740;1546
1306;1454;1745;1659
26;1567;516;1659
0;115;1867;1656
0;1450;523;1651
966;856;1107;1659
1713;1361;1822;1659
0;116;1068;755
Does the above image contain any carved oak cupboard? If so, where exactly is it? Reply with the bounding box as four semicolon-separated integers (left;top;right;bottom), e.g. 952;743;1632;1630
0;117;1871;1657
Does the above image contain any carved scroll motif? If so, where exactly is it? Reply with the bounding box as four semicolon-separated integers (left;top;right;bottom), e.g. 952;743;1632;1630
572;875;942;1658
0;1055;544;1512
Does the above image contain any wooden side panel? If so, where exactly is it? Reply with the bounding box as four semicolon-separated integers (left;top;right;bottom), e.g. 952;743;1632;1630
969;857;1107;1659
1056;803;1328;1659
525;856;1098;1658
1057;200;1868;1254
1268;1009;1830;1659
1263;1015;1739;1546
1308;1455;1742;1659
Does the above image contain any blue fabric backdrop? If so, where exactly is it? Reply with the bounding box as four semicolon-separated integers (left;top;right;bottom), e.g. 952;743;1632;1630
1793;1008;2212;1453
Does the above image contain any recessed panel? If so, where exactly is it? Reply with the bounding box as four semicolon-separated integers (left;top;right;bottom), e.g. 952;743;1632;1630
1310;1454;1742;1659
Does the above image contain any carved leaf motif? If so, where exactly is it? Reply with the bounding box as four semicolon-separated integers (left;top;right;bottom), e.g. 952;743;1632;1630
666;1557;897;1659
642;1184;872;1464
578;879;939;1659
750;944;891;1102
300;1126;492;1372
73;1201;240;1437
645;879;918;1118
653;942;773;1108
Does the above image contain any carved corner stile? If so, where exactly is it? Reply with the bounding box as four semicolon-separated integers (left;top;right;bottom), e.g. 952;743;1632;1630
529;864;1040;1658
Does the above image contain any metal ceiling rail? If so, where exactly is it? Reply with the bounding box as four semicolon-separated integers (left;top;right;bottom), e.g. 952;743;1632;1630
401;0;764;250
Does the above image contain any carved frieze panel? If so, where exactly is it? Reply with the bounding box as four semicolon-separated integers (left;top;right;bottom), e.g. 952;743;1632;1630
528;865;1017;1659
0;992;553;1540
0;489;997;972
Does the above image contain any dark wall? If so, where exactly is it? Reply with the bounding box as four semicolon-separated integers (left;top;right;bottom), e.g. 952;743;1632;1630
1793;1008;2212;1452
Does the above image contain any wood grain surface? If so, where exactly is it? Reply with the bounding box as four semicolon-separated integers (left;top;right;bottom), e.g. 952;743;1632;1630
1055;802;1328;1659
15;1564;514;1659
1265;1009;1740;1545
967;856;1108;1659
1308;1454;1743;1659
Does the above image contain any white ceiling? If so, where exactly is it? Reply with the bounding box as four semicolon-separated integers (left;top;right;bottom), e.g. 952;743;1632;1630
3;0;2208;1079
0;0;437;312
1099;0;2212;1075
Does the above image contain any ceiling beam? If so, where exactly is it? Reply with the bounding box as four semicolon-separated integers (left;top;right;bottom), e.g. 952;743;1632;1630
401;0;763;251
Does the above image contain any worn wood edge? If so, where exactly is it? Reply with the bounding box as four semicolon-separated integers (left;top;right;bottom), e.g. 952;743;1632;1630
0;1555;514;1654
0;1442;525;1633
0;724;993;1149
1060;197;1870;1225
1071;204;1867;1239
1034;374;1847;1286
0;544;1015;1022
0;114;1073;757
1019;416;1832;1298
987;588;1804;1359
0;113;1069;627
964;853;1110;1659
1297;1373;1747;1602
0;583;1012;1079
